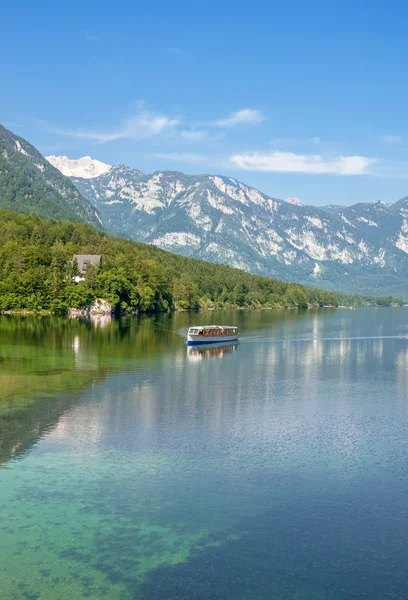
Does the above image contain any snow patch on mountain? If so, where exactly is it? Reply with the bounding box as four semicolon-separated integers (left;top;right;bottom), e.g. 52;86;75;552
47;155;112;179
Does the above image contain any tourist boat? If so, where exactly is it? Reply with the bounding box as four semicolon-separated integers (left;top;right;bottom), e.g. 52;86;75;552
187;325;239;346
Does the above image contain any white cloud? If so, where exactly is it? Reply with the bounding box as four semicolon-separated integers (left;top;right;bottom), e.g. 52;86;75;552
49;111;180;143
43;106;264;147
230;150;376;175
149;152;205;163
210;109;265;128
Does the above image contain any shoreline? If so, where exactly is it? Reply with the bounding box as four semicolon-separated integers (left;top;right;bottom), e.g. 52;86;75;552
0;304;403;317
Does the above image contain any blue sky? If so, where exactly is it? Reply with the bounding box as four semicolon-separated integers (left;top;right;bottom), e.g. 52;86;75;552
2;0;408;205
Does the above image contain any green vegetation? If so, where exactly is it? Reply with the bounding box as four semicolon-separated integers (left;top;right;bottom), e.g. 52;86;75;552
0;210;402;314
0;124;101;227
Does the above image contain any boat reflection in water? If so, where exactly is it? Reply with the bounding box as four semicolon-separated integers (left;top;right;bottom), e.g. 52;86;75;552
187;340;240;361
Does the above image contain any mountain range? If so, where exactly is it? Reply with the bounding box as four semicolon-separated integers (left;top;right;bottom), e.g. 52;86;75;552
1;123;407;298
56;156;408;298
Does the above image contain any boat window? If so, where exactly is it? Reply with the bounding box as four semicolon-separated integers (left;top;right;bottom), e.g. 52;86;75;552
191;327;238;336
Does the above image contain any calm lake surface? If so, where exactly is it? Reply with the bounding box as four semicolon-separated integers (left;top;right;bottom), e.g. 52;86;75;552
1;308;408;599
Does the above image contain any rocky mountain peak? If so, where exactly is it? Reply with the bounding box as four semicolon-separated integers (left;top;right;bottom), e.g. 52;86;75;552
285;196;303;206
46;155;112;179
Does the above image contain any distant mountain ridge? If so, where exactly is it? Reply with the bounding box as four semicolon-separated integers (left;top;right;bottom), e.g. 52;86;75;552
0;125;102;227
51;157;408;298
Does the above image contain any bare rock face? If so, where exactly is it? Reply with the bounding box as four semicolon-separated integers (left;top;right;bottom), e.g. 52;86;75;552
285;196;303;206
69;299;112;318
90;299;112;315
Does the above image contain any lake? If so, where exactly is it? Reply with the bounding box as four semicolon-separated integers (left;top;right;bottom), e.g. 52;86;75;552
1;308;408;600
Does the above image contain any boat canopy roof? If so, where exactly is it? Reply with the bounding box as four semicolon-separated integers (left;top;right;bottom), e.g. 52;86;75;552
189;325;237;330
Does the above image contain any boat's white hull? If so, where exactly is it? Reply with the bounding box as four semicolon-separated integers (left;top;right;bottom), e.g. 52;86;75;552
187;334;240;346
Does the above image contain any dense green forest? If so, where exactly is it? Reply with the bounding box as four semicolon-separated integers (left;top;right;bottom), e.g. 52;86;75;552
0;210;402;313
0;124;101;227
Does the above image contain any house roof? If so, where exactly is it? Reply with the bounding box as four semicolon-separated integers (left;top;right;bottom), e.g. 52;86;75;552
73;254;101;275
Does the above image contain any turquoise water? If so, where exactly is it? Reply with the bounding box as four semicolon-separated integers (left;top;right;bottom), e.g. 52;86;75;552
1;309;408;599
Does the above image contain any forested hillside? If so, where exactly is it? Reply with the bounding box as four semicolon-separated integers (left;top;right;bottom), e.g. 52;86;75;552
0;210;401;314
0;124;102;227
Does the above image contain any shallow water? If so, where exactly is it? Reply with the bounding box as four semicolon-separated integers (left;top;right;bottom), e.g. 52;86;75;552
1;308;408;599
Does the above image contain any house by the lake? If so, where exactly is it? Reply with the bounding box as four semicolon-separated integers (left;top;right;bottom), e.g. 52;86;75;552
73;254;101;282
